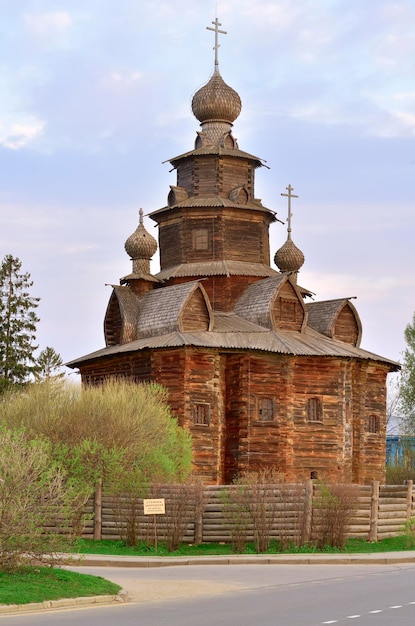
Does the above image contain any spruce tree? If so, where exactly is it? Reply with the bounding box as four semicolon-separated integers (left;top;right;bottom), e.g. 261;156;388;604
0;255;40;392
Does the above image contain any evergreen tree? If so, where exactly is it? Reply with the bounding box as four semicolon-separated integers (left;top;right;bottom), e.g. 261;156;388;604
36;346;64;381
399;311;415;433
0;255;40;392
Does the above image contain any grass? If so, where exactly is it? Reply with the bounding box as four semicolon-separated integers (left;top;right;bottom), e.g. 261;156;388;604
72;534;415;557
0;567;121;606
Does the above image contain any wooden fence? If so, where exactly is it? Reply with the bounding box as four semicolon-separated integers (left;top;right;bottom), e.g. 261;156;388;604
80;480;415;545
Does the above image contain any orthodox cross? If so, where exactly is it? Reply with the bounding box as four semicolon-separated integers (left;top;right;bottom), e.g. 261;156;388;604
206;17;227;67
281;184;298;240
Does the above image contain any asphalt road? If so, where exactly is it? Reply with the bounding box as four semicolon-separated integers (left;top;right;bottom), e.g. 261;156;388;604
3;563;415;625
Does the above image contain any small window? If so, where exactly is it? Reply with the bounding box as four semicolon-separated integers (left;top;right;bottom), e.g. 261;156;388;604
281;299;297;322
367;415;380;434
257;397;275;422
345;400;351;424
307;397;323;423
193;402;210;426
193;229;209;251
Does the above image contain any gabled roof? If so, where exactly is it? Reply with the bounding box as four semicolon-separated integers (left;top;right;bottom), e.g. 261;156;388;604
137;280;212;338
306;298;362;346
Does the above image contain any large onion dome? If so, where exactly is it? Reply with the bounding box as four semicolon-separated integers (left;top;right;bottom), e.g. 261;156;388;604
274;238;305;273
192;67;241;124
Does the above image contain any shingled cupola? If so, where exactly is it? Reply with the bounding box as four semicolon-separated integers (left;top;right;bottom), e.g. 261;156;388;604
274;185;305;283
121;208;159;296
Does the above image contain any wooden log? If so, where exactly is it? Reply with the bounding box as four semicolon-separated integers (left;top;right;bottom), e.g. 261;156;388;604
369;480;379;542
93;479;102;541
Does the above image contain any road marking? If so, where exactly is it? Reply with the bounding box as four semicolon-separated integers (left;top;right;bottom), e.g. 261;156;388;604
369;610;382;613
322;621;338;624
390;605;402;608
347;616;361;619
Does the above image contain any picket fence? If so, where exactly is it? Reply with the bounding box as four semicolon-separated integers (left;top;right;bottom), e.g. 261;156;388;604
79;480;415;545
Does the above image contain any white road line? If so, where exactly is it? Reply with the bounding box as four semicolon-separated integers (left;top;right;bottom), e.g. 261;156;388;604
390;605;402;608
369;610;383;613
322;621;338;624
347;616;361;619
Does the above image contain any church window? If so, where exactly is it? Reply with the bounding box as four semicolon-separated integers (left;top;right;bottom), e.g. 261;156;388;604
193;228;209;251
193;402;210;426
307;397;323;423
281;299;297;322
257;397;275;422
367;414;380;434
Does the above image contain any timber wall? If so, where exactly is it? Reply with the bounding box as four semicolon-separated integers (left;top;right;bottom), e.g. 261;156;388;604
81;480;415;545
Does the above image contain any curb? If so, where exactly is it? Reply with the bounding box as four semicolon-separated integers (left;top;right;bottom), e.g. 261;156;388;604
73;552;415;568
0;590;128;616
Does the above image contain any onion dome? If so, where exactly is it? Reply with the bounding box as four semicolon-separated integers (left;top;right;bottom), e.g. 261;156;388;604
125;208;157;261
274;238;305;273
124;209;158;278
192;67;241;124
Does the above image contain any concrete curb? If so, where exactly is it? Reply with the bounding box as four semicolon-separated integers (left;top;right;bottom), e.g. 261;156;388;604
0;590;128;616
73;551;415;568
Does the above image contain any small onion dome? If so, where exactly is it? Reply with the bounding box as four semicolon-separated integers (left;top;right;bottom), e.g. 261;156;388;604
274;238;305;273
192;68;242;124
125;208;158;260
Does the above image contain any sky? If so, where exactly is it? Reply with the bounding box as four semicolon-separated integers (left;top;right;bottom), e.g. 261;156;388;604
0;0;414;376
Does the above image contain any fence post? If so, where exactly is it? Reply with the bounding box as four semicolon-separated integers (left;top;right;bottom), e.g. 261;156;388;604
93;479;103;541
301;479;314;545
194;504;203;545
369;480;379;542
406;480;413;521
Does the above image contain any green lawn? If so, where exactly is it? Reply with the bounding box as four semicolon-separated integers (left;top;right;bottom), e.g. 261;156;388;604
0;567;121;606
73;534;415;557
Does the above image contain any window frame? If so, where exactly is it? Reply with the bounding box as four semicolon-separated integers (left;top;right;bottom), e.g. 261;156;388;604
306;397;323;423
192;402;211;427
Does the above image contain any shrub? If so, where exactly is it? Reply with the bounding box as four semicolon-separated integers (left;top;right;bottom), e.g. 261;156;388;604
0;428;85;571
312;480;358;550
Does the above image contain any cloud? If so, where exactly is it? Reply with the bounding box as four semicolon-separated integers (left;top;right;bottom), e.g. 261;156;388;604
24;11;73;43
0;118;45;149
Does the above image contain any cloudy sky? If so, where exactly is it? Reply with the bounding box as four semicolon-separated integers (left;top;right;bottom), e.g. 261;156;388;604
1;0;414;375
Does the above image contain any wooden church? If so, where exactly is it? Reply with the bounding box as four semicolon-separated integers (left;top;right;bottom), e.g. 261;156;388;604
68;20;398;485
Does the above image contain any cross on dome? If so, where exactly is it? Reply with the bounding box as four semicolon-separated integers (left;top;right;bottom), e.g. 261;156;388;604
206;17;227;67
281;184;299;241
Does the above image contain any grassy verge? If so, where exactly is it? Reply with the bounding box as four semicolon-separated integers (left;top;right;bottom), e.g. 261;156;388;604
0;567;121;606
73;534;415;557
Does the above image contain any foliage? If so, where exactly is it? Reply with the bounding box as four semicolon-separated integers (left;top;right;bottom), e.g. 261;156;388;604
0;379;192;496
0;567;121;605
399;516;415;549
220;482;250;553
72;533;415;556
161;478;206;552
386;440;415;484
0;427;87;572
399;311;415;433
312;480;359;550
35;346;64;382
0;255;40;393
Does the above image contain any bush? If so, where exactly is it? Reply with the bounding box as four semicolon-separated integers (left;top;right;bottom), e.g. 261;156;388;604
312;480;358;550
0;428;85;571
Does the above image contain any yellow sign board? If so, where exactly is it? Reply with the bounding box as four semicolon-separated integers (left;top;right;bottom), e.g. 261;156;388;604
143;498;166;515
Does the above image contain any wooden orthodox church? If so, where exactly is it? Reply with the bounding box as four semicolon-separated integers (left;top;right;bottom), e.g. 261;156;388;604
68;21;398;484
